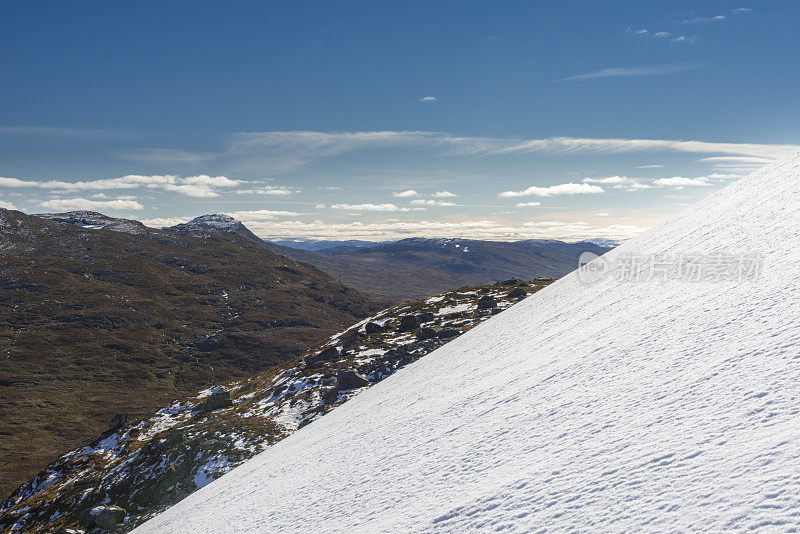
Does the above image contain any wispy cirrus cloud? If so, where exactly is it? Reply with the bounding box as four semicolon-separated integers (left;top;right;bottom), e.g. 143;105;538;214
557;63;701;82
115;148;218;163
225;130;797;170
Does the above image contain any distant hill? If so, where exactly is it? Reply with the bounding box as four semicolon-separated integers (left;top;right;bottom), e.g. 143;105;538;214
0;209;384;497
266;238;389;253
263;236;613;301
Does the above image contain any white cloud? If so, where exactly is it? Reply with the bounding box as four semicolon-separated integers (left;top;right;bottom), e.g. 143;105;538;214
558;63;700;81
419;96;437;103
0;199;19;210
595;212;611;217
582;175;630;184
392;189;420;198
636;164;664;168
0;177;39;187
432;191;458;198
0;174;261;198
315;203;327;209
227;209;302;220
236;187;297;195
330;203;407;212
653;176;712;187
499;183;605;198
681;15;727;23
515;202;542;208
410;199;459;207
731;8;752;15
40;197;144;211
653;32;672;38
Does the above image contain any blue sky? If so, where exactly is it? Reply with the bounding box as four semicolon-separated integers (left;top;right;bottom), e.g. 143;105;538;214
1;1;798;240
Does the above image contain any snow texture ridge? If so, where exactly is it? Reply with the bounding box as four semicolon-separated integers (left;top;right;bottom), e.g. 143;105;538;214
137;152;800;532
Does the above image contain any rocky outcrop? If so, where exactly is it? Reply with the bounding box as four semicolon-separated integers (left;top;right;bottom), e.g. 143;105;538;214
398;315;420;332
336;370;370;390
477;295;497;309
200;391;232;412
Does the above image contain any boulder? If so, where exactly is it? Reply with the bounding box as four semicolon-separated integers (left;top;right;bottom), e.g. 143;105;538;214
109;413;127;430
437;327;460;339
94;505;127;531
508;287;527;299
200;391;232;411
78;509;95;529
364;321;384;334
322;387;339;404
398;315;420;332
336;370;370;390
417;312;435;323
304;346;339;368
491;307;503;315
477;295;497;309
415;327;437;340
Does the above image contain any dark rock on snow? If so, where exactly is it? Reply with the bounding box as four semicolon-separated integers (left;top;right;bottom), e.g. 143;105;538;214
477;295;497;309
417;312;435;323
336;370;370;390
304;346;339;368
508;287;527;299
364;321;384;334
437;327;460;339
398;315;420;332
415;327;437;340
200;391;232;412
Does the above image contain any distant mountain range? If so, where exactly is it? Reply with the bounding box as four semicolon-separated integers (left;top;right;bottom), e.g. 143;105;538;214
263;236;615;301
266;238;391;253
0;209;383;497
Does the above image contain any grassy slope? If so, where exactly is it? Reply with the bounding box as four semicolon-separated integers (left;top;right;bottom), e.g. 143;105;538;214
0;209;385;496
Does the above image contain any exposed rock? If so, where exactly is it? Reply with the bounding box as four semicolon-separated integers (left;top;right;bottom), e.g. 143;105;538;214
54;528;81;534
417;312;435;323
78;508;95;529
415;327;437;340
398;315;420;332
94;505;126;531
500;278;523;285
491;307;503;315
365;321;384;334
508;287;527;299
437;327;460;339
304;347;339;368
322;387;339;404
336;370;370;390
477;295;497;309
200;391;232;412
109;413;127;430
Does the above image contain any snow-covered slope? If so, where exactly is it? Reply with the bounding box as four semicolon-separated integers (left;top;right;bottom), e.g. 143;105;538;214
138;153;800;532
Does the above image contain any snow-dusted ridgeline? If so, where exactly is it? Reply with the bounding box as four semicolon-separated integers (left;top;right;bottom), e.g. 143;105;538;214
138;152;800;532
